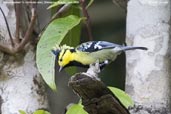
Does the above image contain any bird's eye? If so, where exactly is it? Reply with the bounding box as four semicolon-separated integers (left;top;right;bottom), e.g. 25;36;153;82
60;59;62;61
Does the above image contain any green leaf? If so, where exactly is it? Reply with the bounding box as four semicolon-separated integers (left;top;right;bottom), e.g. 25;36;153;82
48;0;79;9
36;15;82;90
19;110;26;114
67;86;134;114
108;86;134;109
66;104;88;114
33;110;50;114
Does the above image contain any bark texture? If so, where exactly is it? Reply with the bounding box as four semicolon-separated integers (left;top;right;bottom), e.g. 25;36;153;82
69;72;130;114
0;1;48;114
126;0;171;114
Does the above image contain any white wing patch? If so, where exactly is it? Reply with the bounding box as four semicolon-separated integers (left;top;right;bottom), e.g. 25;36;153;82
94;41;103;49
76;41;122;52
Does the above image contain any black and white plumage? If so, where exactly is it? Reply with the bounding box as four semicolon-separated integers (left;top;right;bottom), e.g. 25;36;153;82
76;41;147;52
52;41;148;71
76;41;122;52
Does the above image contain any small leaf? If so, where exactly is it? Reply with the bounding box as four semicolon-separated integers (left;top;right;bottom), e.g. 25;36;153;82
108;86;134;109
33;110;50;114
36;15;82;90
19;110;26;114
48;0;79;9
66;104;88;114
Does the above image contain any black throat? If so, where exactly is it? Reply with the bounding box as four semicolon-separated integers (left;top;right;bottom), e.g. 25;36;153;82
64;60;89;68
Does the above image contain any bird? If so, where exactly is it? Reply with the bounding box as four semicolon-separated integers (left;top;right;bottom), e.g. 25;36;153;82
52;41;147;72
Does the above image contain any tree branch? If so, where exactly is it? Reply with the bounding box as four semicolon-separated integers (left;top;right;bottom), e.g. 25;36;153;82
15;7;36;52
0;3;37;55
0;7;15;47
79;0;93;41
14;0;21;43
68;64;130;114
0;43;14;54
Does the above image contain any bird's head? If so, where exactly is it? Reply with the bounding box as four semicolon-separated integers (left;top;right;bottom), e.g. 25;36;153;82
52;44;75;72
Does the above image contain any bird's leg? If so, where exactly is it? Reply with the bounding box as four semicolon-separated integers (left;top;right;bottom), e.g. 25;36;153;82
82;60;101;80
99;60;109;69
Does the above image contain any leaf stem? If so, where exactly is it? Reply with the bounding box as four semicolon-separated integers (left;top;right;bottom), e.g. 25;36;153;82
51;4;72;20
0;7;15;47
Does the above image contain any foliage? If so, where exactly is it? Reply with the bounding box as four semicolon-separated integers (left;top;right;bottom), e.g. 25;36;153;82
36;15;82;90
66;86;134;114
36;0;83;90
108;86;134;109
66;104;88;114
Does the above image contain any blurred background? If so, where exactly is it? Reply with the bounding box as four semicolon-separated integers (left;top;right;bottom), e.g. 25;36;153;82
44;0;127;113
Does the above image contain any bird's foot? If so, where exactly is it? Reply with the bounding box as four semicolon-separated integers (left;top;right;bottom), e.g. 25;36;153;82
83;60;101;80
99;60;109;69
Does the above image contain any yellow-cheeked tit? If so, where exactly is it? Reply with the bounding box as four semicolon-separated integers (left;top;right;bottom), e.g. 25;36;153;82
52;41;147;72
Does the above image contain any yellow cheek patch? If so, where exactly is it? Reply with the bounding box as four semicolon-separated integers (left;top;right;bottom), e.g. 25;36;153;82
58;50;74;67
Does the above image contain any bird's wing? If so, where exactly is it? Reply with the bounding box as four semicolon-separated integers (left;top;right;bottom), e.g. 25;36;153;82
76;41;122;52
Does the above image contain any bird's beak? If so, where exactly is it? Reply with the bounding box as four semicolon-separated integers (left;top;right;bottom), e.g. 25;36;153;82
59;66;63;72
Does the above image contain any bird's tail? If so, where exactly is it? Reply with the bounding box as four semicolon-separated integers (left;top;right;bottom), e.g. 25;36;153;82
119;46;148;52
